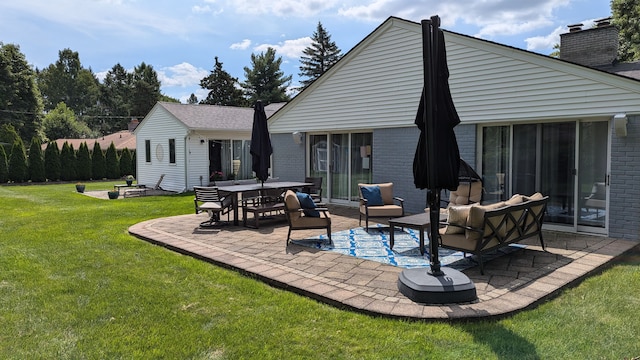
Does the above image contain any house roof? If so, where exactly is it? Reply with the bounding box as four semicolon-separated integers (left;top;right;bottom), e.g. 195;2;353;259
43;130;136;151
153;101;286;132
269;16;640;133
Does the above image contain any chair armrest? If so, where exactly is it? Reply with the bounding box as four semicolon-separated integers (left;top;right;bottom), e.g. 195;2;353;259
393;196;404;204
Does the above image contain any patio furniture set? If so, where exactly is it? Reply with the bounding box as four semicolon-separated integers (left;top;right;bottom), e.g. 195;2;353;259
194;177;549;274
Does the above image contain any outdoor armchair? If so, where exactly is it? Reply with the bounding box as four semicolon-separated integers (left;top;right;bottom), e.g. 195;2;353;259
358;182;404;231
283;190;331;243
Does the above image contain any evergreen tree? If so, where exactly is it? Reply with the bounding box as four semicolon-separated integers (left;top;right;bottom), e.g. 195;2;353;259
104;142;119;179
187;93;198;104
0;145;8;183
36;48;100;115
91;142;106;180
98;63;133;133
200;57;246;106
119;148;133;177
59;142;76;181
44;141;61;181
0;124;21;156
8;138;27;182
131;62;161;118
242;48;292;104
0;43;44;143
298;22;342;89
28;137;46;182
612;0;640;61
76;142;92;181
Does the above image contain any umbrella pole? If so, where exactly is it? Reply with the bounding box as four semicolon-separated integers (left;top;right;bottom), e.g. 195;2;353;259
428;190;443;276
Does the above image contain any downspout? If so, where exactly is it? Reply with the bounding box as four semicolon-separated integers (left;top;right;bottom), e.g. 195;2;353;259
183;133;189;193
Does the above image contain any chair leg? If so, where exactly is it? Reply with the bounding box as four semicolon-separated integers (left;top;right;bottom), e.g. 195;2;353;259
327;225;332;243
286;228;292;244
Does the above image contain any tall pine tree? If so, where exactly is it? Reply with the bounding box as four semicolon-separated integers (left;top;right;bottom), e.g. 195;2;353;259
298;22;342;89
200;57;246;106
242;48;292;105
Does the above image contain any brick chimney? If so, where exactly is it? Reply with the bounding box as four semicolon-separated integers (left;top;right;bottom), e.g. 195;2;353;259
560;17;618;67
128;118;140;132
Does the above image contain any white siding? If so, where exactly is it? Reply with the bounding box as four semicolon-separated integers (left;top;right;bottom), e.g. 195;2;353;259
270;18;640;133
135;105;189;192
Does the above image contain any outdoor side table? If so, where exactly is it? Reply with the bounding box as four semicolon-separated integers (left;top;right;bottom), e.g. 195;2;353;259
388;212;446;255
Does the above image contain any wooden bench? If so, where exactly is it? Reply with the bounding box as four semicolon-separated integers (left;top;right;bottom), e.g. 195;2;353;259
438;193;549;274
242;191;285;228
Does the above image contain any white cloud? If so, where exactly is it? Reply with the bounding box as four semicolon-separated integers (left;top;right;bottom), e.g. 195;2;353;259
230;39;252;50
525;19;596;52
254;37;312;59
229;0;339;17
157;62;209;88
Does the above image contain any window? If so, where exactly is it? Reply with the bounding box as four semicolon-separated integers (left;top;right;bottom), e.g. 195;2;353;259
145;140;151;163
169;138;176;164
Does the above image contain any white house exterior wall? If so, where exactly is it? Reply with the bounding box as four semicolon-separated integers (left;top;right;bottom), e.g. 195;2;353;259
184;130;251;190
135;106;189;193
270;18;640;134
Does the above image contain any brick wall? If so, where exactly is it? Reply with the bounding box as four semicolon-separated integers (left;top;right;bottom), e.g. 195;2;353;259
560;25;618;67
609;115;640;240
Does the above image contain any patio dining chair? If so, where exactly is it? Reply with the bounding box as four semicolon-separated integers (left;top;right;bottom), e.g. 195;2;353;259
194;186;233;227
302;176;323;202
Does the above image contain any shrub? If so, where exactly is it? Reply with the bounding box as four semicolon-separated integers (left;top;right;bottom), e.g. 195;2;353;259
28;137;46;182
119;148;133;177
76;142;92;181
91;142;105;180
0;145;8;183
59;142;76;181
104;142;119;179
44;141;61;181
8;138;28;182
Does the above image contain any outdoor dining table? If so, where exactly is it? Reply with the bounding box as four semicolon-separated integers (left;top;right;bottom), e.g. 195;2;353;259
217;181;312;226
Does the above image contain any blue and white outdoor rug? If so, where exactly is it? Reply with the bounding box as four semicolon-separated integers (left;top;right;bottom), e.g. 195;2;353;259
292;223;525;270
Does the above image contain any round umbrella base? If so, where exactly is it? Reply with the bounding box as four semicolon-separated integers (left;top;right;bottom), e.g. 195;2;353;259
398;267;477;304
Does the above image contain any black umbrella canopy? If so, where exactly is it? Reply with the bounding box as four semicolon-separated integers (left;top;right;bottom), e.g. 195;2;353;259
412;25;461;192
250;100;273;183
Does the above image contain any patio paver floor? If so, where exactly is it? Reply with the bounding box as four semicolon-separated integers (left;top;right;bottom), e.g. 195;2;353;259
128;205;638;320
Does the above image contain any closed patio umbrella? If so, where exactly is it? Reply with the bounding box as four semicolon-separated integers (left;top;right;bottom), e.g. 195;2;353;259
400;15;476;304
250;100;272;185
413;16;460;276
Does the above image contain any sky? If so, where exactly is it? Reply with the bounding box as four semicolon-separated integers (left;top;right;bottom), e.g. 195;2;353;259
1;0;613;104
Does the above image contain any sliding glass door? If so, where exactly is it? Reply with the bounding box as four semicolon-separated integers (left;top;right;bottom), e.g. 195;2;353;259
308;132;372;204
481;120;609;233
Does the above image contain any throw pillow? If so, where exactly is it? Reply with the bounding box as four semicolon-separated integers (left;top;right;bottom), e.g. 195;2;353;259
444;205;472;234
360;185;384;206
296;192;320;217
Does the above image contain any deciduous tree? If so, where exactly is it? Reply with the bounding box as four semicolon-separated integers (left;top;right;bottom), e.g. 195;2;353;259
612;0;640;61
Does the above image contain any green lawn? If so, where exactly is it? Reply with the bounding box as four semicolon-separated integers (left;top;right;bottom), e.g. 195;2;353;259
1;183;639;359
